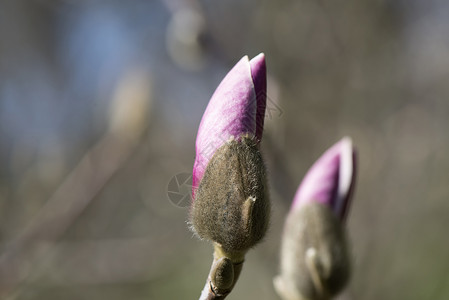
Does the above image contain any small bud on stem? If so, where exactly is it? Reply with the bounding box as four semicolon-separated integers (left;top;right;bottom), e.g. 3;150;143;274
199;244;245;300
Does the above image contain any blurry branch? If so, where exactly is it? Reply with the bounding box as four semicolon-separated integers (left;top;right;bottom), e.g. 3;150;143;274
0;70;152;297
21;236;184;286
161;0;203;14
162;0;212;70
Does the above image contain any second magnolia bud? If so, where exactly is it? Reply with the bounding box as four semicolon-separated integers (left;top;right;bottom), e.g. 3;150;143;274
190;136;270;253
275;203;351;300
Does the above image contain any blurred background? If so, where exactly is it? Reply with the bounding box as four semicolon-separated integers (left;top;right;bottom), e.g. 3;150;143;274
0;0;448;299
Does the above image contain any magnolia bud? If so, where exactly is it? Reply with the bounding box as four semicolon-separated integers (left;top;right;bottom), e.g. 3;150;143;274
210;257;234;293
191;136;270;253
192;54;268;300
275;138;356;300
275;203;350;300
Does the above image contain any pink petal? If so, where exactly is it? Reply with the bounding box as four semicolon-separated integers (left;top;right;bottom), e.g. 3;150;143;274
192;54;267;196
250;53;267;140
292;137;356;220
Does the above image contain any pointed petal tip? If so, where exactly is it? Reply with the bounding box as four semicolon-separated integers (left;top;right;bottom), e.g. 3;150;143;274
336;136;357;221
339;136;355;156
335;137;355;218
249;53;266;73
340;136;352;147
250;53;265;63
249;53;267;141
233;55;250;70
292;137;357;221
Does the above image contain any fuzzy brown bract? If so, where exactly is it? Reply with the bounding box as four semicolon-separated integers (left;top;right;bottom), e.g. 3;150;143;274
191;136;270;253
276;203;350;300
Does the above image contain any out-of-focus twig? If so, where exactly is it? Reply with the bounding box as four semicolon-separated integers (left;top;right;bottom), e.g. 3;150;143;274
0;69;152;298
160;0;202;14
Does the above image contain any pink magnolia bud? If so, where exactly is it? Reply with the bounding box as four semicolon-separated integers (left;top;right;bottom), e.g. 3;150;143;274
190;54;269;254
275;138;357;300
192;54;267;195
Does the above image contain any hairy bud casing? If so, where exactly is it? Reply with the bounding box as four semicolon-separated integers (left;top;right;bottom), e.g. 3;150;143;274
191;136;270;253
275;203;350;300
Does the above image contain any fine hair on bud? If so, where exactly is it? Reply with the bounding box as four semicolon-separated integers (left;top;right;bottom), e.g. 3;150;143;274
276;203;350;300
191;135;270;253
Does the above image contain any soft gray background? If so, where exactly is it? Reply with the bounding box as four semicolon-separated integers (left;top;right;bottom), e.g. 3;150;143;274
0;0;448;299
